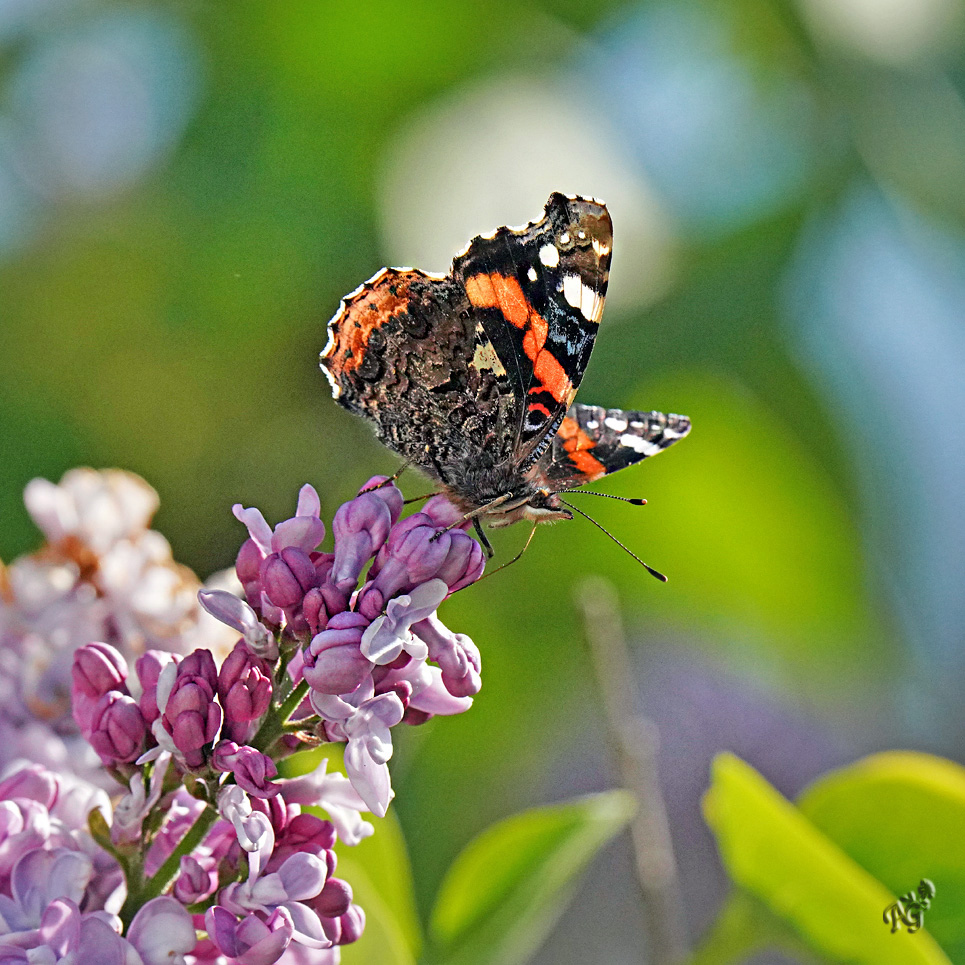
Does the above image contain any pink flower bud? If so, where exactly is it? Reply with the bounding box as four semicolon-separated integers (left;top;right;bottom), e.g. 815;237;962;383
236;538;264;604
260;547;318;609
266;813;337;873
212;741;279;799
174;854;218;904
320;903;365;946
358;476;403;523
135;651;179;725
162;651;222;769
312;876;352;918
303;612;372;696
330;492;393;592
435;531;485;593
88;692;147;764
72;643;128;701
302;583;349;636
218;642;272;743
357;514;450;619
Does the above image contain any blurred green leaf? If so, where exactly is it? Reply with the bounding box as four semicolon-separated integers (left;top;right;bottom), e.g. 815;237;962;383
427;790;635;965
703;753;951;964
606;372;879;679
798;752;965;962
338;858;418;965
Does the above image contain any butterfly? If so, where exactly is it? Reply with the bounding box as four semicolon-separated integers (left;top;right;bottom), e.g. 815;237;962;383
320;192;690;559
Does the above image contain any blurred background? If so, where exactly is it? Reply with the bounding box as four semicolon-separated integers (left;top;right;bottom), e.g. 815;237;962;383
2;0;965;961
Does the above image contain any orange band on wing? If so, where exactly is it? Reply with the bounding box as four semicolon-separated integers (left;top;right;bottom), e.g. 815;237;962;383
466;272;573;405
557;416;605;475
569;450;606;476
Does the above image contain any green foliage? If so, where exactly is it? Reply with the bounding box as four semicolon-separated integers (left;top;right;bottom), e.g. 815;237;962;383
702;753;953;964
798;752;965;962
426;791;636;965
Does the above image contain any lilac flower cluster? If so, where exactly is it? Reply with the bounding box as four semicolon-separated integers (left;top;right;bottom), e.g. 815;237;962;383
0;469;235;781
0;471;485;963
202;477;484;817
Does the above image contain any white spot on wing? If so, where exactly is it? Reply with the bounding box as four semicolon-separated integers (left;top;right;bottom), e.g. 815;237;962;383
527;267;538;282
562;274;604;323
562;274;583;310
605;417;628;431
586;420;598;429
592;238;611;257
619;434;663;455
539;244;559;268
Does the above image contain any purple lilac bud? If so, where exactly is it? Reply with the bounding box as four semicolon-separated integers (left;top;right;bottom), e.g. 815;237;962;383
218;642;272;743
173;853;218;904
265;813;336;873
421;494;470;529
71;643;128;700
320;903;366;946
205;905;294;965
198;590;278;661
356;514;450;619
212;741;280;799
87;692;147;765
434;530;486;593
135;651;179;725
330;492;393;592
248;793;297;839
161;650;222;769
412;614;482;698
302;612;372;696
260;547;318;610
358;476;403;523
236;538;265;605
310;876;352;919
302;582;350;637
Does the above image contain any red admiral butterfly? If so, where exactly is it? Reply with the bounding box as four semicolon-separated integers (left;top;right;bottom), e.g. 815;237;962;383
320;192;690;556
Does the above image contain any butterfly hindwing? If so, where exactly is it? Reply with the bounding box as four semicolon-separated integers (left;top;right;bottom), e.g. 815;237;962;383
320;267;519;481
538;403;692;490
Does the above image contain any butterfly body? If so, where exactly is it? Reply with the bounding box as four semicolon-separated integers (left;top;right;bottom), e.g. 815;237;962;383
320;193;690;527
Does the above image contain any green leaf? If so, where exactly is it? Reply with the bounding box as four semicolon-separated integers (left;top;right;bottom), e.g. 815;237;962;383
798;751;965;961
703;753;951;965
337;859;418;965
427;790;635;965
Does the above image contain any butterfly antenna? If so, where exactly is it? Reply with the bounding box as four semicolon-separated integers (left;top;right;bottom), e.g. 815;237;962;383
559;498;668;582
468;522;538;588
360;461;410;493
555;491;648;506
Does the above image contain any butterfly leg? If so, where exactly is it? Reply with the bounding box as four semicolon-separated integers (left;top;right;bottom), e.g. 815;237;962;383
470;522;538;584
472;517;494;558
428;492;514;544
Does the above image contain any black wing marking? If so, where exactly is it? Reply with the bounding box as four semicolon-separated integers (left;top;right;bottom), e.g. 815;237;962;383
536;404;692;490
452;193;612;469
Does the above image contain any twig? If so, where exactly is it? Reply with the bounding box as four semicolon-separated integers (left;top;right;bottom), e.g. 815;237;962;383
578;576;689;965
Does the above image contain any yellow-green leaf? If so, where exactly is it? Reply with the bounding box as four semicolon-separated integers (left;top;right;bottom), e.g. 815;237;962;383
703;753;950;964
